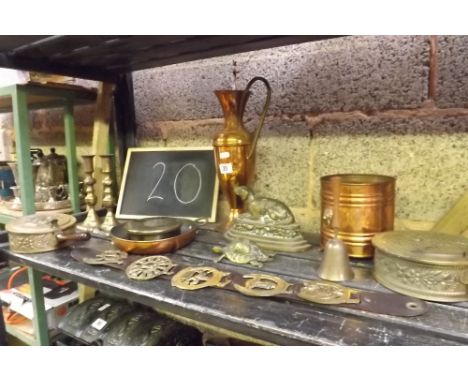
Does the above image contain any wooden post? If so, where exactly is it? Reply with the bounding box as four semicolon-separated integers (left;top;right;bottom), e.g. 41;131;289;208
432;192;468;235
91;82;114;206
11;85;35;215
64;98;80;213
114;74;137;173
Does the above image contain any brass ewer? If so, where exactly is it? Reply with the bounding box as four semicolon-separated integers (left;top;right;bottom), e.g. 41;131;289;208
213;76;271;225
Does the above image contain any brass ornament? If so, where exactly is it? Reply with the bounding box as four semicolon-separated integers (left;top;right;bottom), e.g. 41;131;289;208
318;184;354;282
99;154;118;234
77;155;101;232
213;240;275;267
126;255;176;281
233;274;292;297
171;267;231;290
298;280;360;305
225;186;311;252
83;249;128;266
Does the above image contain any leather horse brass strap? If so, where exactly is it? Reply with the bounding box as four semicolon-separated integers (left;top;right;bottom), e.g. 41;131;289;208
75;250;428;317
170;266;427;317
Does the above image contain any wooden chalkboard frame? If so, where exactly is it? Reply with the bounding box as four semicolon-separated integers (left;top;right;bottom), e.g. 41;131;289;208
116;147;219;222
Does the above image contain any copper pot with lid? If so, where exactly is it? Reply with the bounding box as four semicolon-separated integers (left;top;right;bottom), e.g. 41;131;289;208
373;231;468;302
6;213;90;254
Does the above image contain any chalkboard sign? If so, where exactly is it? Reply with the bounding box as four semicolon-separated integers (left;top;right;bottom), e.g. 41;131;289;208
116;147;219;221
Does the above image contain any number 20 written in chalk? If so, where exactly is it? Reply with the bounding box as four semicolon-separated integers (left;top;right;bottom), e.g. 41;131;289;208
146;162;203;205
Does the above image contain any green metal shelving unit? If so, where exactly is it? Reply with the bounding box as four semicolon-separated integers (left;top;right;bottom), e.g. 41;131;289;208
0;83;95;345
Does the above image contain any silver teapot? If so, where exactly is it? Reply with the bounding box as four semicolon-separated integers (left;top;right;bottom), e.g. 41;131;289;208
35;148;68;189
35;148;68;202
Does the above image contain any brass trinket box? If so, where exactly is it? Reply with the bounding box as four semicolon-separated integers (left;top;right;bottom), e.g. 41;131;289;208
373;231;468;302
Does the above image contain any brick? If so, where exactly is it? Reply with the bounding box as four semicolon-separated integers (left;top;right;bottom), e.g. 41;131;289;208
437;36;468;108
29;105;95;146
133;36;429;123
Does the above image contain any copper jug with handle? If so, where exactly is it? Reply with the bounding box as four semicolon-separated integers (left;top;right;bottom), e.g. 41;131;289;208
213;76;272;224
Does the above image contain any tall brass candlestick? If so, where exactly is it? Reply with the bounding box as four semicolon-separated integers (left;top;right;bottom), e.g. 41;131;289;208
99;154;117;234
78;155;100;232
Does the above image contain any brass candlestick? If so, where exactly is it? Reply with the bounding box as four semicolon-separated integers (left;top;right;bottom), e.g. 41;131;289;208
78;155;101;232
99;154;117;234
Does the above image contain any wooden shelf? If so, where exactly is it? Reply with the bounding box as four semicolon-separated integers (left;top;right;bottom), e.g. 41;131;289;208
6;323;36;346
0;83;96;113
4;313;60;346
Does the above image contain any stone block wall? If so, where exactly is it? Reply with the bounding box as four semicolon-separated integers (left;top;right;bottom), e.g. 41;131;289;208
133;35;468;232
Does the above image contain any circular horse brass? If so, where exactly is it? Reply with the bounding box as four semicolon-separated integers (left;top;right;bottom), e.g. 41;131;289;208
233;274;292;297
126;255;176;281
298;280;360;305
171;267;231;290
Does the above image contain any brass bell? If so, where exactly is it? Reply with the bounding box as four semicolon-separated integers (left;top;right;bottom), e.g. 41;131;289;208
318;233;354;282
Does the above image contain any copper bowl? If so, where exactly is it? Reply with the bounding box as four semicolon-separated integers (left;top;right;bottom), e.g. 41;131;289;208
110;219;196;255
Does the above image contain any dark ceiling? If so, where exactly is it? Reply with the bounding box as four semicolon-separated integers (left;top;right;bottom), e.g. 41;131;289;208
0;35;343;82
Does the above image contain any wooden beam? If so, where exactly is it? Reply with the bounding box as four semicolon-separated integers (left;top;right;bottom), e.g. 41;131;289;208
114;73;136;172
432;191;468;235
91;82;115;206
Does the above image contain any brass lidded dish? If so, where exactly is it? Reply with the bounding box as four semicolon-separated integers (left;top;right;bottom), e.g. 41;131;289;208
373;231;468;302
6;213;90;254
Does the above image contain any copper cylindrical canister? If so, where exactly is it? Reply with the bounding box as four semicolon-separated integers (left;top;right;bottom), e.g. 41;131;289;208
320;174;396;258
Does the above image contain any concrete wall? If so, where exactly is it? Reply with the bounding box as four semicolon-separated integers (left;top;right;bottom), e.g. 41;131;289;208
133;35;468;232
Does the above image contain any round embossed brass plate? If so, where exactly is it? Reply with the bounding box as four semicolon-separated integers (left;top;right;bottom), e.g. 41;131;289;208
126;256;176;281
